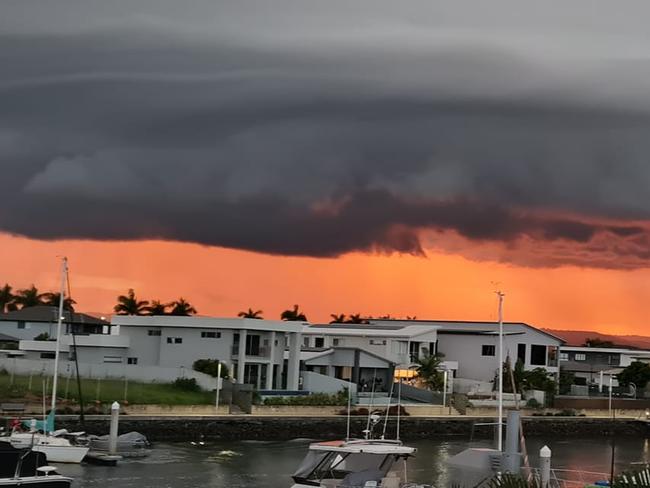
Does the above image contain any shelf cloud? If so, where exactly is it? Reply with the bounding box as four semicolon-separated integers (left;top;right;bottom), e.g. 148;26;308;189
4;1;650;267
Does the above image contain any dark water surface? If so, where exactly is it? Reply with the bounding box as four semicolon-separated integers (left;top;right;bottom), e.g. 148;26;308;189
54;436;650;488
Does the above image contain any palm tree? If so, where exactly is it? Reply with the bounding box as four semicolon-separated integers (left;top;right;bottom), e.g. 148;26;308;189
169;298;197;316
238;308;263;319
346;313;368;324
42;292;77;312
14;285;46;309
0;284;17;313
280;304;307;321
414;353;445;390
145;300;169;316
330;313;346;324
114;289;149;315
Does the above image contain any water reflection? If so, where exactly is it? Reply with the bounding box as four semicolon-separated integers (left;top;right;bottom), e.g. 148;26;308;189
53;436;649;488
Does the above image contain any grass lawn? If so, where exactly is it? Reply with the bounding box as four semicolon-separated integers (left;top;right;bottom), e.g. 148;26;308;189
0;371;214;405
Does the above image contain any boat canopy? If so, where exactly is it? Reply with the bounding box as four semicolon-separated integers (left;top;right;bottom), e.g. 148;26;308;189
292;440;412;485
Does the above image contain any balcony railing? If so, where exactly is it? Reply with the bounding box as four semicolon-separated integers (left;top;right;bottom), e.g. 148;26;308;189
231;345;269;357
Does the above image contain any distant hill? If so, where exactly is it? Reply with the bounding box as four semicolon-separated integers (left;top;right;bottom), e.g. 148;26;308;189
544;329;650;350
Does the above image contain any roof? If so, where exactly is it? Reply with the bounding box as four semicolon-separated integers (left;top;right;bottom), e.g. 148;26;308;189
562;345;650;355
112;315;304;333
301;347;396;366
304;324;438;339
0;306;108;325
369;319;565;344
0;332;19;342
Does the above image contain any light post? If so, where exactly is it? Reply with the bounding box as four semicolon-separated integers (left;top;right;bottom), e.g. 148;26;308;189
442;370;448;408
609;375;613;418
215;361;222;413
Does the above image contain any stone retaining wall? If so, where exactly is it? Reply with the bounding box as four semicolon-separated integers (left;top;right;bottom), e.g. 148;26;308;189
8;416;644;442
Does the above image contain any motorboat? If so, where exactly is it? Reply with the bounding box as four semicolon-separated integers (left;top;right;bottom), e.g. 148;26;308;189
88;431;150;457
291;438;421;488
4;431;89;464
0;442;73;488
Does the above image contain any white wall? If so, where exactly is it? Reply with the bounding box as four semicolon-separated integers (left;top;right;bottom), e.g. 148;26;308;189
437;326;560;382
0;357;218;391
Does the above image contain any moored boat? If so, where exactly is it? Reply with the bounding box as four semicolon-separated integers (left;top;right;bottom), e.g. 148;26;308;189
0;442;73;488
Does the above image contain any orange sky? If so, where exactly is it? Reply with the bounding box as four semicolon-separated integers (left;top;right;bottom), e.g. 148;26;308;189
0;231;649;335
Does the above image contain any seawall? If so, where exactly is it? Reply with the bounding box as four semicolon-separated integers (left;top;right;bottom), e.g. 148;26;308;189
17;416;648;442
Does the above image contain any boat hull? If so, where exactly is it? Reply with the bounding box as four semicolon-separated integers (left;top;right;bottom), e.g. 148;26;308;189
0;476;73;488
5;437;88;464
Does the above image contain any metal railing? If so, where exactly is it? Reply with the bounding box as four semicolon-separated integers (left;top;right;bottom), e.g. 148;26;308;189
528;467;610;488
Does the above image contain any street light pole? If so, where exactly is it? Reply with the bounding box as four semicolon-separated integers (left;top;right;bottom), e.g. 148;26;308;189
215;361;222;413
609;374;613;418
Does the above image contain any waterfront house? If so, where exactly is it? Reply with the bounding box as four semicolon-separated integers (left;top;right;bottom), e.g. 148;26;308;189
0;306;107;340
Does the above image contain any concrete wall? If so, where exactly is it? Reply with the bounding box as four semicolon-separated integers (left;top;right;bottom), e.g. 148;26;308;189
0;357;218;390
301;371;356;394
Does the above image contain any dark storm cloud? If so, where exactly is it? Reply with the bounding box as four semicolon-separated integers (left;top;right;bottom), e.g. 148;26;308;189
4;0;650;266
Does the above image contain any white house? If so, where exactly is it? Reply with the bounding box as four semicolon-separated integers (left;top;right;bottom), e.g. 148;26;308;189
111;315;304;390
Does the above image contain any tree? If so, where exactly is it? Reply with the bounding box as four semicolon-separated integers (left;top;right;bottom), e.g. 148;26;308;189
330;313;346;324
559;370;575;395
145;300;169;315
618;361;650;389
0;284;16;313
193;359;230;379
169;298;197;316
345;313;368;324
414;353;445;390
14;285;46;309
238;308;263;319
42;292;76;312
114;289;149;315
584;337;616;348
281;304;307;321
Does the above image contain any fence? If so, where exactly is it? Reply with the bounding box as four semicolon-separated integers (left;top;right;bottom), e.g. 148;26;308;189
0;357;218;391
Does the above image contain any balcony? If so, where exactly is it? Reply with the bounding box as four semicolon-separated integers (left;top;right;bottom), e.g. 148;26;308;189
231;345;269;358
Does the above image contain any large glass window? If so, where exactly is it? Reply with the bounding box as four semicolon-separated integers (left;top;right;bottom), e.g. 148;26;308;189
530;345;547;365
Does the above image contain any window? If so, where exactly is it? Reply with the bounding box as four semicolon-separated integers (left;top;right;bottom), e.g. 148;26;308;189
40;352;55;359
517;344;526;364
530;345;547;365
391;341;407;355
147;330;161;336
608;355;618;365
574;353;586;361
103;356;122;363
201;331;221;338
333;338;341;347
127;357;138;365
482;345;496;356
559;352;569;361
314;337;325;348
167;337;183;344
369;339;387;346
303;337;310;347
17;321;25;329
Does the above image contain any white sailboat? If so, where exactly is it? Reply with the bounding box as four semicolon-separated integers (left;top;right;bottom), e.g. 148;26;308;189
8;258;89;464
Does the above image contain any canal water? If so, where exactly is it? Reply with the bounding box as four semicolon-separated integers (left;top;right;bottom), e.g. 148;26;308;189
55;436;650;488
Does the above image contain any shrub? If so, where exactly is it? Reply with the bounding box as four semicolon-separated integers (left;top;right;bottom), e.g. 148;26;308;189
526;398;542;409
192;359;229;379
263;389;348;406
34;333;51;341
173;377;200;392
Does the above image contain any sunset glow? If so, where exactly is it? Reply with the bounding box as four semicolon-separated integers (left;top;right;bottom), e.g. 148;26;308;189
2;232;648;334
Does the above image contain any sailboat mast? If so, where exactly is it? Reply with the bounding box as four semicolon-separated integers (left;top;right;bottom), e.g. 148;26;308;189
51;257;68;413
